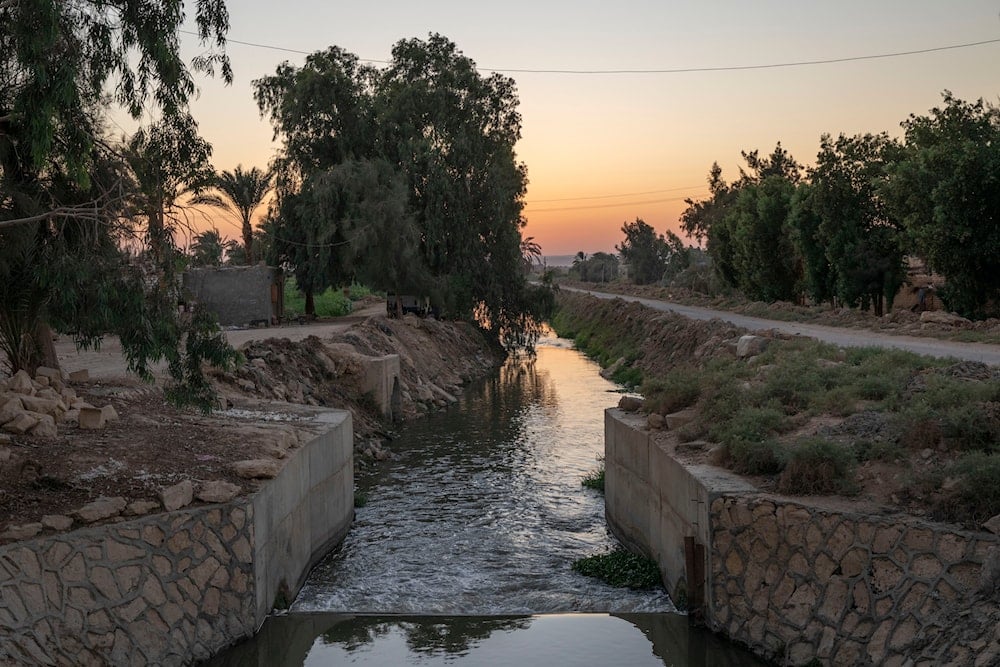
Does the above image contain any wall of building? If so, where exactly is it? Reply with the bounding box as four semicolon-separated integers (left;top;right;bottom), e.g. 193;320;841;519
0;410;353;666
604;408;1000;664
184;266;282;327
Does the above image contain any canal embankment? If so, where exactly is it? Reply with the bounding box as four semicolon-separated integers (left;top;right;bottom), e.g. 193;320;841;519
554;289;1000;664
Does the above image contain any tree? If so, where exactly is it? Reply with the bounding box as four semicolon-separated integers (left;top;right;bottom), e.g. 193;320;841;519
617;218;668;285
802;133;905;315
1;1;239;407
885;93;1000;318
190;229;225;266
256;34;551;347
195;165;271;264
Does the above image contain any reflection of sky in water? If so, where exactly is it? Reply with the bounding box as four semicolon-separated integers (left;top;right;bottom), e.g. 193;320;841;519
306;616;664;667
295;337;672;614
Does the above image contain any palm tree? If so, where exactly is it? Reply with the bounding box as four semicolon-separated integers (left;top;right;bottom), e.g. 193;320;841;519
189;229;225;266
196;166;271;264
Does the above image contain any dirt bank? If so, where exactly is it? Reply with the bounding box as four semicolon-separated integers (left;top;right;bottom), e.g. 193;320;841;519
0;313;504;542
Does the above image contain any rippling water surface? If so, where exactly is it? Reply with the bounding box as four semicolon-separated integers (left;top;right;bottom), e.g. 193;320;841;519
294;335;673;614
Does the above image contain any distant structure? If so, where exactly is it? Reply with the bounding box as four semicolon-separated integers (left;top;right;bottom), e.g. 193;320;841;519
183;266;284;327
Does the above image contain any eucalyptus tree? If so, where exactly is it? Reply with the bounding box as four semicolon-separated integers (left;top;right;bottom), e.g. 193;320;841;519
256;34;552;346
0;0;237;404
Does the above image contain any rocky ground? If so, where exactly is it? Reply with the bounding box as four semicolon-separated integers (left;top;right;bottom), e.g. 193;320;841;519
0;311;504;544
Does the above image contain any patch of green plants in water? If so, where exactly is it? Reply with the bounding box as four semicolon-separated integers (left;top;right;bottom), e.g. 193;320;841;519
354;489;369;508
572;549;662;589
581;457;605;492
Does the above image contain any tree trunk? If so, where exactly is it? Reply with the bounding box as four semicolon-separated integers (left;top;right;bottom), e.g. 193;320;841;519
242;216;254;265
305;290;315;316
32;320;59;373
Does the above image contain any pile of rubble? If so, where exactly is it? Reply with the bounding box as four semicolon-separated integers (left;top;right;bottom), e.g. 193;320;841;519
0;367;118;440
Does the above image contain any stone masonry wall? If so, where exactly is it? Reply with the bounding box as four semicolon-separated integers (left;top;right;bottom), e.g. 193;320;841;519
0;503;255;666
710;496;999;666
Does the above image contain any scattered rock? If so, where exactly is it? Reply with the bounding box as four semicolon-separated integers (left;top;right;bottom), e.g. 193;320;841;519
618;396;644;412
6;370;34;395
75;496;127;523
78;407;106;430
40;515;73;531
0;396;24;425
920;311;971;327
600;357;626;380
159;479;193;512
125;500;160;516
101;404;119;422
676;440;710;454
983;514;1000;536
737;335;769;359
2;412;38;435
665;408;697;431
0;447;10;462
68;369;89;383
35;366;62;381
196;480;242;503
0;523;43;541
647;413;666;429
29;414;58;438
233;459;283;479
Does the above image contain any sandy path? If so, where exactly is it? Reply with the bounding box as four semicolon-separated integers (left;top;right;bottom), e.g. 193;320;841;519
54;302;387;381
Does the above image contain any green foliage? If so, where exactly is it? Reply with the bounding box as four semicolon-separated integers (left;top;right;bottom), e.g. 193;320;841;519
886;93;1000;319
283;278;353;318
164;308;243;413
930;452;1000;526
572;549;662;589
641;367;701;414
616;218;671;285
189;229;225;267
570;252;619;283
255;35;550;349
581;459;605;492
354;490;369;508
777;438;857;495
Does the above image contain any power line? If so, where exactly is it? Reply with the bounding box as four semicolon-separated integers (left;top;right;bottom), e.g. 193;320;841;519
527;195;692;213
183;30;1000;75
530;184;704;203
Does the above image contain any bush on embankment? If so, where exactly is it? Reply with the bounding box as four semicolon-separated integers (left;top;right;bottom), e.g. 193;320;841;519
552;290;1000;528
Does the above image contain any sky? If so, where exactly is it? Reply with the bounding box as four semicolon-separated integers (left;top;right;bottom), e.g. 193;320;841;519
163;0;1000;255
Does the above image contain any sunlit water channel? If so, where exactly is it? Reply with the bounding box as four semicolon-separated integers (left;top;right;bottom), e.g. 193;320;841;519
207;335;765;665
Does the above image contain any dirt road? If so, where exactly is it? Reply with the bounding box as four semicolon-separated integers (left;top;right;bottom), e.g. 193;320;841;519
54;302;387;381
563;286;1000;365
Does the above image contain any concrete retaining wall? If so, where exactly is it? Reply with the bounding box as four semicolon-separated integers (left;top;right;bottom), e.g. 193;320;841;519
0;410;353;666
604;409;1000;664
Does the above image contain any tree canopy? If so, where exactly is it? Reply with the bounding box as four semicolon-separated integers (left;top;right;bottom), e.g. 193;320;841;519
255;34;552;347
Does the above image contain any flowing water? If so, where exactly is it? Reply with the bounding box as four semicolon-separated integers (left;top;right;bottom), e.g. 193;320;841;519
207;335;765;665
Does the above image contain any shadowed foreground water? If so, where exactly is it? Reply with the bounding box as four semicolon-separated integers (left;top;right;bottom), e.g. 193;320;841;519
206;336;765;665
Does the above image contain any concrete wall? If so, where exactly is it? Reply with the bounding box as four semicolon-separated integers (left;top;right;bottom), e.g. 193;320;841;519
184;266;282;327
605;408;754;603
360;355;402;422
0;410;353;666
604;409;1000;665
250;410;353;620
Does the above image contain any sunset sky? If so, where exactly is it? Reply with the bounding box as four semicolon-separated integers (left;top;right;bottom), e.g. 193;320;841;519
166;0;1000;255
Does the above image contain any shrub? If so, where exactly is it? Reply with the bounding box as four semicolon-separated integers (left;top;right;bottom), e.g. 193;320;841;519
642;367;700;414
930;452;1000;527
713;406;788;445
777;438;857;495
572;548;662;589
940;403;1000;452
582;458;605;492
725;438;786;475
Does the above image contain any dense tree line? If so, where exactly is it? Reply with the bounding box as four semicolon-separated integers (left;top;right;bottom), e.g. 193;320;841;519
254;35;552;348
681;93;1000;319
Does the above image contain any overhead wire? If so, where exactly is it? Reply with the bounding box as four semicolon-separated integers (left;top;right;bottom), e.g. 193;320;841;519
181;30;1000;75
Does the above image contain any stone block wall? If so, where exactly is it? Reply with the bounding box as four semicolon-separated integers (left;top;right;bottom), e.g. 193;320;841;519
0;409;353;666
604;408;1000;665
710;496;999;665
0;504;256;666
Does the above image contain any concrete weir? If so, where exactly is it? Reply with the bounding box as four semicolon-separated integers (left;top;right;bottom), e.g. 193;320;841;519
0;409;353;666
605;408;1000;665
